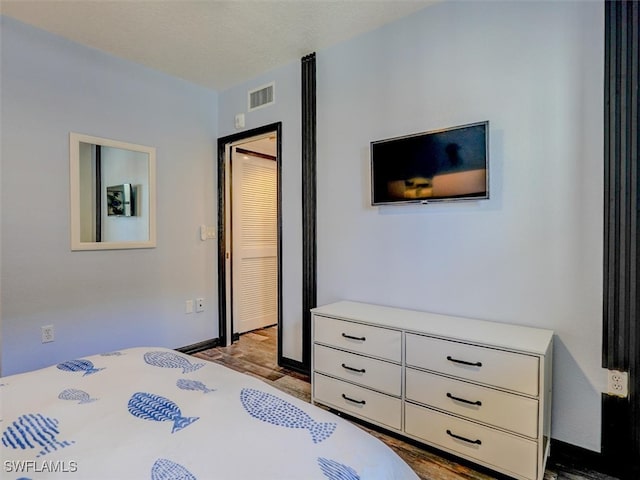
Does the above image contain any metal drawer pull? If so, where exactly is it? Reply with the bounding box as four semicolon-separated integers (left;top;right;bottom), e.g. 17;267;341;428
341;393;366;405
446;392;482;406
446;429;482;445
341;333;366;341
446;355;482;367
341;363;366;373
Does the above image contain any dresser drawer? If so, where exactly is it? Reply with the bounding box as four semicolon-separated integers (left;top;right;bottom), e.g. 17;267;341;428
406;368;538;438
313;373;402;430
313;315;401;362
405;403;537;480
314;344;402;396
406;333;539;396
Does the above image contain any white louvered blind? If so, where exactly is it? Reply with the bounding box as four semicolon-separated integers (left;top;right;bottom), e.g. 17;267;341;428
240;162;277;248
238;256;277;322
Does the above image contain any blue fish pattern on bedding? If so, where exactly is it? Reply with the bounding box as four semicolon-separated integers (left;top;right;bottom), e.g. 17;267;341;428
144;351;204;374
151;458;196;480
1;413;74;457
318;457;360;480
56;359;104;376
176;379;215;394
128;392;199;433
58;388;97;404
240;388;336;443
100;351;123;356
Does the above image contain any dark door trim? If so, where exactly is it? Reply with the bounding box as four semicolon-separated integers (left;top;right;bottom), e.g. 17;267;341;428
217;53;316;374
217;123;282;362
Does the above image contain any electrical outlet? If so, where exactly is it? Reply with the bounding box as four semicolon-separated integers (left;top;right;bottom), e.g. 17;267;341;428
196;297;205;312
41;325;55;343
607;370;628;397
200;225;216;241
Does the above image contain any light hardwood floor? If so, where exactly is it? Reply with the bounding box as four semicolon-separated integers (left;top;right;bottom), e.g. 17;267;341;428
192;327;618;480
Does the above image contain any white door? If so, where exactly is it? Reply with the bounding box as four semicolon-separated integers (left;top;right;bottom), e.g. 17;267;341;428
231;150;278;334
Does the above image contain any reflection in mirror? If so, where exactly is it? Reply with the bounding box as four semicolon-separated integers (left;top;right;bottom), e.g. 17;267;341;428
70;133;156;250
78;144;147;242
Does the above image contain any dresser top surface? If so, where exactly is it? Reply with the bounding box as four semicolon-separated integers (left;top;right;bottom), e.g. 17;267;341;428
312;301;553;355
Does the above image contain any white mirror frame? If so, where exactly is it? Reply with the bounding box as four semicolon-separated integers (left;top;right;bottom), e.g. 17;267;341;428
70;132;157;250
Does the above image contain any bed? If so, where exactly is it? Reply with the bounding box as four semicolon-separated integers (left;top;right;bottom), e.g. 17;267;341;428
1;347;418;479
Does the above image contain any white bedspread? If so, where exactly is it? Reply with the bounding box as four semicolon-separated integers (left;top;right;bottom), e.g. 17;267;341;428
1;347;418;479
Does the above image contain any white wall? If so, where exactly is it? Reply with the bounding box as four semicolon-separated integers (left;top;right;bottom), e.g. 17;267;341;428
218;62;304;362
0;16;219;375
316;1;604;451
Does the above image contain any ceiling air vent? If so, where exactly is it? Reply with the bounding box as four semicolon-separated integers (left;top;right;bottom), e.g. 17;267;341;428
248;82;275;111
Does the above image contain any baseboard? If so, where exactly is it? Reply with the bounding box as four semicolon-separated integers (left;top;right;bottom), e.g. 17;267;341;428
176;338;219;355
548;438;634;478
279;356;309;375
549;438;604;467
601;393;640;479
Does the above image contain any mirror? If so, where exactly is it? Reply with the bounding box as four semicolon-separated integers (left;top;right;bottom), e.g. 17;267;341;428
70;132;156;250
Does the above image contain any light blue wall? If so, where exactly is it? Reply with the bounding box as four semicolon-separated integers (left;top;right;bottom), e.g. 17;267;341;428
1;0;605;453
217;0;604;451
315;1;603;451
0;16;219;375
218;61;304;362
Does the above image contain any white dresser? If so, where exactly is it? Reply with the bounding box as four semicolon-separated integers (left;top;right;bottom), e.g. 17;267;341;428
311;301;553;480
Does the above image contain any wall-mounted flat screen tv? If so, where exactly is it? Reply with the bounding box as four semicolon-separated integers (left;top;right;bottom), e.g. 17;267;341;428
371;121;489;205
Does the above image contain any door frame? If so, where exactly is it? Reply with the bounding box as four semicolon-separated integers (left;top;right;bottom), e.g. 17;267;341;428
217;123;283;361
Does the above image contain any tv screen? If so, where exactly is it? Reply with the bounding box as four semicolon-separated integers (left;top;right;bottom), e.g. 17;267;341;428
370;121;489;205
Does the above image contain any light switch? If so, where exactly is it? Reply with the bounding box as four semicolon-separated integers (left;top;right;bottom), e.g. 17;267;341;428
235;113;245;129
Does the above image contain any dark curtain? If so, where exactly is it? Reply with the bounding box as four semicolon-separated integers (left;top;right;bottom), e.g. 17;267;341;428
603;1;640;477
301;52;317;373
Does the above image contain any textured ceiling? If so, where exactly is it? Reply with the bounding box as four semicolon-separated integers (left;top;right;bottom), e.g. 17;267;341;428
1;0;435;91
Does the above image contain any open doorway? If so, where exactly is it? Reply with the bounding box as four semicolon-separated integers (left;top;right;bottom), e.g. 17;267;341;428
229;133;277;336
217;123;282;364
